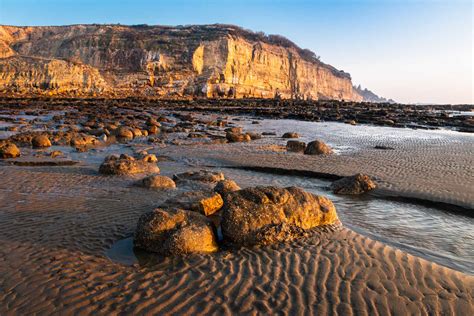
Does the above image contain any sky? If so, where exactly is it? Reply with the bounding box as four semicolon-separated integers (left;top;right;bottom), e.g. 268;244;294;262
0;0;472;104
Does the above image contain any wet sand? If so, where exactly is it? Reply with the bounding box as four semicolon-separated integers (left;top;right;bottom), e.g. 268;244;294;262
0;103;473;314
0;160;473;314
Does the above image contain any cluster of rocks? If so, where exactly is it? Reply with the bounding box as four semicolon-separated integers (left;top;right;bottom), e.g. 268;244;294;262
133;170;341;256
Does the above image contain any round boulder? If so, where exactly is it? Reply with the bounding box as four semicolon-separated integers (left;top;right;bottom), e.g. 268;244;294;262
134;208;218;255
304;140;333;155
221;186;339;245
282;132;300;138
0;142;20;158
141;174;176;189
32;135;52;148
330;173;376;195
115;126;134;139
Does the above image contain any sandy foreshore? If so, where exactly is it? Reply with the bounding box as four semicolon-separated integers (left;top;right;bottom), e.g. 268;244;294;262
0;101;473;314
0;162;473;314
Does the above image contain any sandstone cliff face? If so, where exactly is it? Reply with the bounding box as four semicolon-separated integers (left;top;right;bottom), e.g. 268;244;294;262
0;24;363;101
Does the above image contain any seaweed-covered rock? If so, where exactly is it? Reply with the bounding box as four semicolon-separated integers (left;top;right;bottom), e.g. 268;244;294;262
134;208;218;255
221;186;339;245
330;173;376;195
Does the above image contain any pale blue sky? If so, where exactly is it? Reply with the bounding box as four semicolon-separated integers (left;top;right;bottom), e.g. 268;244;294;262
0;0;472;104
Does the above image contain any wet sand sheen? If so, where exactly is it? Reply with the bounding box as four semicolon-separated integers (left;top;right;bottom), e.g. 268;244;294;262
0;166;472;314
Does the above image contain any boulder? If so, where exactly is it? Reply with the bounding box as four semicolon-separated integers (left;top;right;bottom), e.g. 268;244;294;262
99;154;160;175
286;140;306;153
282;132;300;138
221;186;339;245
173;170;225;183
214;179;241;196
32;135;52;148
70;134;97;147
115;126;134;139
330;173;376;195
226;132;251;143
0;142;20;158
140;174;176;189
304;140;333;155
134;208;218;255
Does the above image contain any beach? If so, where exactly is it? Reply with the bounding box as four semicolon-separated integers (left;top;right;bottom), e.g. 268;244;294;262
0;101;473;314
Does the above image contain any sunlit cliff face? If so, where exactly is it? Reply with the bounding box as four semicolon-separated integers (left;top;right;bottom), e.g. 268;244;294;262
0;24;362;100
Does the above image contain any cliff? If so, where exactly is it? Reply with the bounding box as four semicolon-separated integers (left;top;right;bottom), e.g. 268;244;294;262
0;24;363;101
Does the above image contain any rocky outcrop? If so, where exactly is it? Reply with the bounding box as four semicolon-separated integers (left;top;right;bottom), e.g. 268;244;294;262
0;24;363;101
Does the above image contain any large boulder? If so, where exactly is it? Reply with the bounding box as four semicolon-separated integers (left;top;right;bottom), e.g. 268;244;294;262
330;173;376;195
221;186;339;245
32;135;52;148
304;140;333;155
0;142;20;158
134;208;218;255
99;154;160;175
